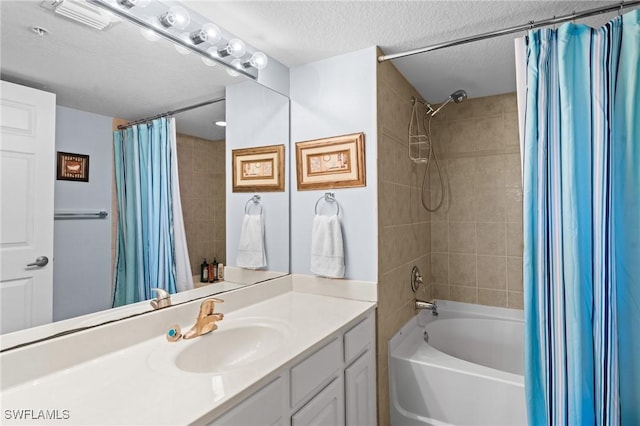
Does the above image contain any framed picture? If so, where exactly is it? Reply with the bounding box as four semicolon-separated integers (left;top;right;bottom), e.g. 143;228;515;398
232;144;285;192
56;151;89;182
295;132;366;190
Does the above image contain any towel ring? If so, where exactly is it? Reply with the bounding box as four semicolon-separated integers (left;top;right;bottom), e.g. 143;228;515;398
314;192;340;216
245;195;262;215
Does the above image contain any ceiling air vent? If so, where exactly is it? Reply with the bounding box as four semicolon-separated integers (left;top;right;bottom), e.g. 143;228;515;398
40;0;119;31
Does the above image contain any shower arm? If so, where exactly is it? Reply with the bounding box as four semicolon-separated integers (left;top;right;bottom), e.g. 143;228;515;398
429;98;454;117
411;96;452;117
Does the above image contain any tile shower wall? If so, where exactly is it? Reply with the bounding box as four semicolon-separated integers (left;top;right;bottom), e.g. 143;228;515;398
175;134;226;277
429;93;523;309
376;54;432;426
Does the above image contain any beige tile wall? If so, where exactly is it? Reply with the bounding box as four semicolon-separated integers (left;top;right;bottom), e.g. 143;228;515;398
376;54;432;426
374;88;523;425
428;93;524;309
175;134;226;276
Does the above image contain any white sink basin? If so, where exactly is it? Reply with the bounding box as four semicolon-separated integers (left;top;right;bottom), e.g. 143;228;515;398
148;317;292;375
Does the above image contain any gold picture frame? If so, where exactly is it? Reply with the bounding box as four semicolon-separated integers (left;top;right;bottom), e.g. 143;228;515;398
232;144;285;192
57;151;90;182
295;132;366;190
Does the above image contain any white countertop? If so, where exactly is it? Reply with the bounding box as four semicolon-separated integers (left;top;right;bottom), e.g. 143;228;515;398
1;290;375;425
0;280;247;351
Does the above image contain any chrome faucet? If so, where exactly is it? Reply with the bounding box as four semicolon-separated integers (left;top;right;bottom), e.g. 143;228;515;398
183;298;225;340
415;299;438;316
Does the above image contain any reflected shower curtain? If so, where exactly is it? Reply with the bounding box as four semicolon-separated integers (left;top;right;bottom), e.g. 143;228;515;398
522;10;639;426
113;117;193;307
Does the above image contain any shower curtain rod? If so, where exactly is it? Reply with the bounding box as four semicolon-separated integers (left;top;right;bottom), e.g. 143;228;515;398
117;97;226;129
378;1;640;62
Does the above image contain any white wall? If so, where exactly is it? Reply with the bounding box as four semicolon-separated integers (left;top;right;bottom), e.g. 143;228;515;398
53;106;113;321
290;46;378;281
226;80;290;274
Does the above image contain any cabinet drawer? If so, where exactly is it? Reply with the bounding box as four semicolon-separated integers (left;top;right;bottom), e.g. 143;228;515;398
344;313;374;365
210;377;284;426
291;338;341;408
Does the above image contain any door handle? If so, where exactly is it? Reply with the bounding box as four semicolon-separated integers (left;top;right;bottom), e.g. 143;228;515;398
26;256;49;268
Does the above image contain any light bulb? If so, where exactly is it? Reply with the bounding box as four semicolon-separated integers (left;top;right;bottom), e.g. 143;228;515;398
228;38;246;58
195;23;221;45
202;47;220;67
218;38;246;58
243;52;268;70
190;23;221;45
227;59;243;77
189;29;208;45
159;6;190;30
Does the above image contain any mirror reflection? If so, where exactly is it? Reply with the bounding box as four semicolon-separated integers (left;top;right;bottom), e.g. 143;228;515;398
0;0;290;344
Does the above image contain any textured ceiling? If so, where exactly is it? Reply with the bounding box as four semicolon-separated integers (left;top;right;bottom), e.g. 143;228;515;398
189;0;620;102
1;1;627;140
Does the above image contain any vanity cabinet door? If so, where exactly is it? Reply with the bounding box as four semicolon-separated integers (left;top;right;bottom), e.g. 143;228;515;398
291;376;345;426
345;350;375;426
209;377;285;426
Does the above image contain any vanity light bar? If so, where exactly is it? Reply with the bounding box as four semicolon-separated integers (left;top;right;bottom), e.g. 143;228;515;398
86;0;263;79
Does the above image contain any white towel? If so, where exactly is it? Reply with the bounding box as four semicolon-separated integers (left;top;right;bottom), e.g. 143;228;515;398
236;213;267;269
310;214;345;278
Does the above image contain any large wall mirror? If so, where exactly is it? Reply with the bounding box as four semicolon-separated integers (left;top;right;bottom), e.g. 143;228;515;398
0;0;290;349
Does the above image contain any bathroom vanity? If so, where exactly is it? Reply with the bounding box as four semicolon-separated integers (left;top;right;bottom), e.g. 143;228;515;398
210;308;375;425
0;275;376;425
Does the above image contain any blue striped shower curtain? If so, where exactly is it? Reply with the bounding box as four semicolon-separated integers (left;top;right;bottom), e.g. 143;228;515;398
522;10;639;426
113;117;190;306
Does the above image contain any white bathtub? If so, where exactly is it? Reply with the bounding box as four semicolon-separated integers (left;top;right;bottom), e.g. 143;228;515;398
389;301;527;426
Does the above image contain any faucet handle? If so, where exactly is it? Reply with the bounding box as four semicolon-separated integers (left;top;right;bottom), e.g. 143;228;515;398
150;288;172;310
197;297;224;318
411;266;424;292
205;297;224;310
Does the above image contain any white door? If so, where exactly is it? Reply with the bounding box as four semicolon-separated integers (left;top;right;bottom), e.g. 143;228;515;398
1;80;56;334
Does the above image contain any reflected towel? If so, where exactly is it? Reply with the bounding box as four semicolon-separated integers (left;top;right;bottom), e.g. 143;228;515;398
310;214;345;278
236;213;266;269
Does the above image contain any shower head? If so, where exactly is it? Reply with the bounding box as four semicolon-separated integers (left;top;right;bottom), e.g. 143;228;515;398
450;89;467;103
429;88;467;117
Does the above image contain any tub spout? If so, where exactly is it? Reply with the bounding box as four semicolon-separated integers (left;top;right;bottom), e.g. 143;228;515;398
416;299;438;315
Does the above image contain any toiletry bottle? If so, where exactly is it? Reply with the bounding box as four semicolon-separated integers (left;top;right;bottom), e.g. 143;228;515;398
218;263;224;281
208;261;215;283
200;259;208;283
212;257;218;282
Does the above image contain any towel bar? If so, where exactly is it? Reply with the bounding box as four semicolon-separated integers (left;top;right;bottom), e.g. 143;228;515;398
244;195;263;214
314;193;340;215
54;210;108;220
